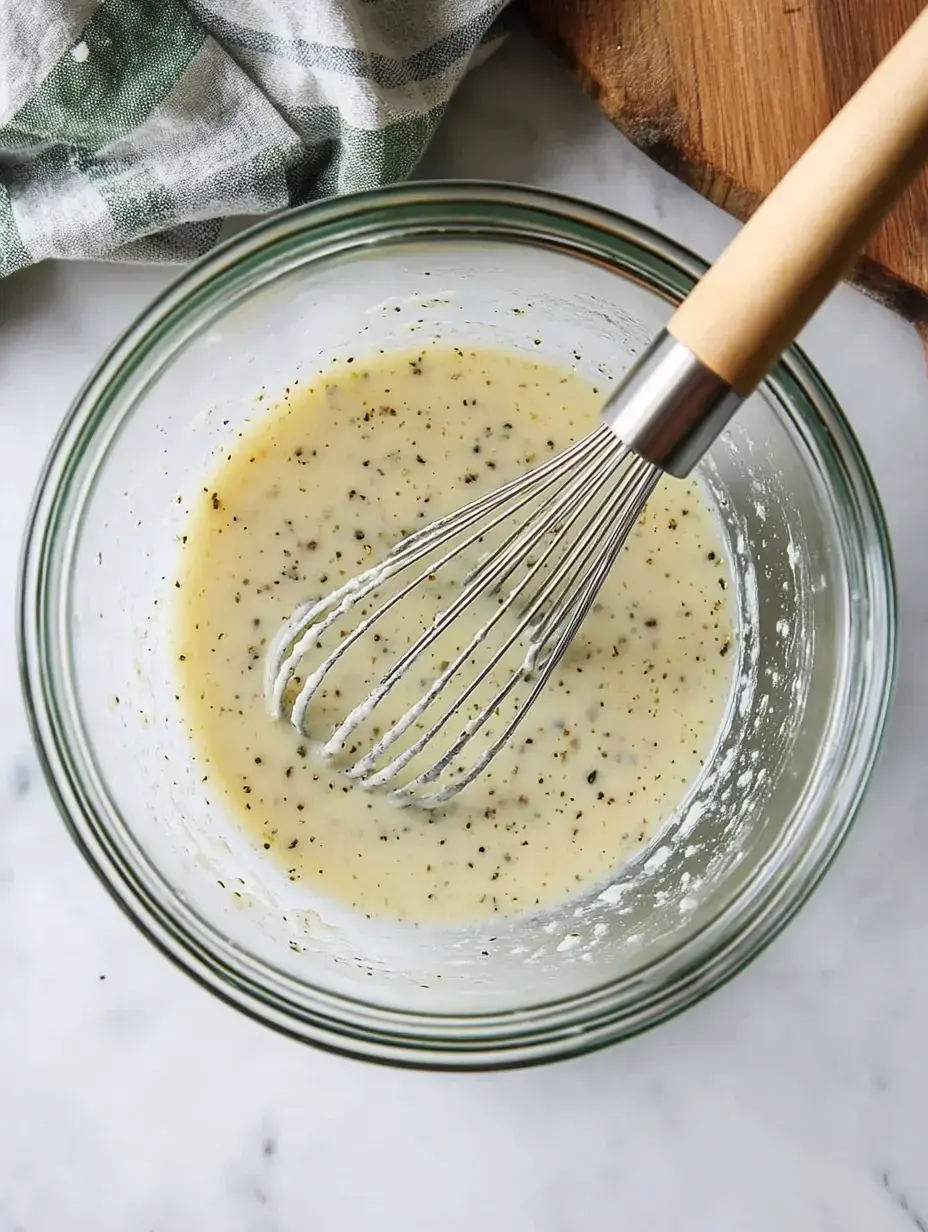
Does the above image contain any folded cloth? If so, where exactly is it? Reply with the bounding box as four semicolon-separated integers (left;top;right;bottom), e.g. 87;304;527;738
0;0;507;275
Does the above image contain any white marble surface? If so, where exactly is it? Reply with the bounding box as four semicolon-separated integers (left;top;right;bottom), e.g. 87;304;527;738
2;29;927;1232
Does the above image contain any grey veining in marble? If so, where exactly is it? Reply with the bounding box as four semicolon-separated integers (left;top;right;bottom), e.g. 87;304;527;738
1;28;927;1232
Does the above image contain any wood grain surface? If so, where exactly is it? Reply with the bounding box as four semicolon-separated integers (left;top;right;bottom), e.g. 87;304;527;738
524;0;928;322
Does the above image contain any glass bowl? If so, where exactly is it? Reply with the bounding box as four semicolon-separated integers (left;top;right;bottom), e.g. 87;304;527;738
19;183;896;1069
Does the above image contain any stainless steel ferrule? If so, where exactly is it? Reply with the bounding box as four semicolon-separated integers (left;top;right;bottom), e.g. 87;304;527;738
601;331;742;477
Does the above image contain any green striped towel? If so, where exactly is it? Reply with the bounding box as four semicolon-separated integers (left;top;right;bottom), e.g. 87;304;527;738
0;0;508;276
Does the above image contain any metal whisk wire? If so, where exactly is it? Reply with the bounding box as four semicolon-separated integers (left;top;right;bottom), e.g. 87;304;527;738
369;453;660;806
266;423;659;807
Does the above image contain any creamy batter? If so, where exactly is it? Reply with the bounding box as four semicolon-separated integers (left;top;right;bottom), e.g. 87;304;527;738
174;346;734;923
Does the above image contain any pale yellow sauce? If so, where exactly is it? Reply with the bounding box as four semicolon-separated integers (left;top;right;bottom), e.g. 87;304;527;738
174;346;734;923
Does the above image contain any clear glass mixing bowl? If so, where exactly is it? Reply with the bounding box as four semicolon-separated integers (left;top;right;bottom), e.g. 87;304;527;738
19;184;896;1068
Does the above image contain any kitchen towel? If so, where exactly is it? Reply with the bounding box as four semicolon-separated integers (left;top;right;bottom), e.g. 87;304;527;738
0;0;508;276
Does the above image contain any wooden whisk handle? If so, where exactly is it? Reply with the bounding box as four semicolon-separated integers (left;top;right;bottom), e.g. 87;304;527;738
667;6;928;396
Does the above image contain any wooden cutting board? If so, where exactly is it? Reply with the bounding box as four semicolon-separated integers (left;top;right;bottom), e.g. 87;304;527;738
523;0;928;325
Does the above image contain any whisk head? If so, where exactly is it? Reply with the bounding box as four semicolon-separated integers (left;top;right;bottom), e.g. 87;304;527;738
265;422;659;807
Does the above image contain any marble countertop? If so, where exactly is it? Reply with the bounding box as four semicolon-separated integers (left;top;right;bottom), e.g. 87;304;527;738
2;29;927;1232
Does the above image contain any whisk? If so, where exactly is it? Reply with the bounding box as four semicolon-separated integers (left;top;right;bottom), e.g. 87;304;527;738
267;10;928;806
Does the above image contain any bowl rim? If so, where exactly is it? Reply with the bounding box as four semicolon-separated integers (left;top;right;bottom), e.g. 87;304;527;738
18;180;898;1069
